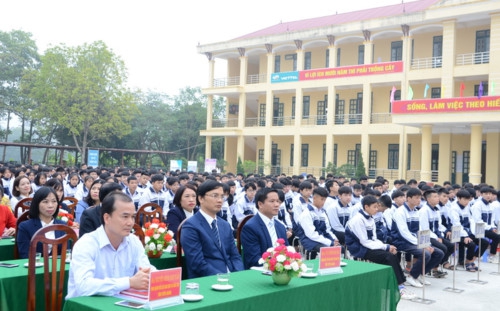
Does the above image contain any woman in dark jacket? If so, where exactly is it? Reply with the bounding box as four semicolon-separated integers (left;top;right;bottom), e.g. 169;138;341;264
166;184;198;239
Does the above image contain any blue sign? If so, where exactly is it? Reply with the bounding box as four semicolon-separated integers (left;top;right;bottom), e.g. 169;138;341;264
270;71;299;83
87;149;99;167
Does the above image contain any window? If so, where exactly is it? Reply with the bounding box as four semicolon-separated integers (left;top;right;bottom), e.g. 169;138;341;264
451;151;456;174
463;151;470;174
273;97;284;126
325;49;329;68
335;95;345;125
475;30;490;64
258;149;264;174
391;41;403;61
369;150;377;178
274;55;280;73
348;93;362;124
347;150;356;166
336;48;341;67
431;88;441;99
271;143;280;166
388;144;399;170
290;144;294;166
317;100;326;125
291;97;295;119
302;96;310;119
334;144;338;166
358;45;365;65
431;144;439;171
407;144;411;171
259;103;266;126
301;144;309;167
432;36;443;68
474;83;488;97
304;52;312;70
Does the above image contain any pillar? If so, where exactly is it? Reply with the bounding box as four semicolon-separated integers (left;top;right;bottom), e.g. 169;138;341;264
206;95;213;129
441;20;456;98
420;125;433;182
362;83;371;125
263;134;272;175
469;124;483;185
238;92;246;128
325;134;335;168
398;127;408;180
205;136;212;160
485;132;500;188
438;133;451;184
294;88;303;127
327;84;336;127
293;135;302;176
239;54;248;85
265;90;273;128
361;133;370;177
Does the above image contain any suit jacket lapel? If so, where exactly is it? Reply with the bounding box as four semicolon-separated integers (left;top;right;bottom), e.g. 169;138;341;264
257;215;273;247
198;213;224;253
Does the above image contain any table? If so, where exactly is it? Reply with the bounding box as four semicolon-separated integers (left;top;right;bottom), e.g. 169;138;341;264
63;260;400;311
149;251;178;270
0;237;15;261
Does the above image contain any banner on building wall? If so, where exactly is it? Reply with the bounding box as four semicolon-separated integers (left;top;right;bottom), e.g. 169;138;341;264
187;161;198;172
299;61;403;81
170;160;182;171
87;149;99;167
204;158;217;172
270;71;299;83
392;96;500;114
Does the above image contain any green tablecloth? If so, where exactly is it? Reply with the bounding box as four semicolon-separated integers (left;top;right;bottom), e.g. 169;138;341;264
63;260;400;311
149;251;178;270
0;237;15;260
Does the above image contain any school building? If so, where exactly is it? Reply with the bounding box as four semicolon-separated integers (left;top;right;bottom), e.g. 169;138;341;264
198;0;500;187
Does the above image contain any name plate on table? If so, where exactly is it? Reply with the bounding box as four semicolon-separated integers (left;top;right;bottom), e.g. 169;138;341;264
451;225;461;243
475;222;486;238
318;246;343;275
417;230;431;249
116;267;183;310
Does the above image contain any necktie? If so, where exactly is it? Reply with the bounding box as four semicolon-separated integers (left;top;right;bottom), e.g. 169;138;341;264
211;219;221;247
269;220;278;246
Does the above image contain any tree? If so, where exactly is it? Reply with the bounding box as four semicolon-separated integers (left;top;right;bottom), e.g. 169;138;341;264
26;41;138;162
355;151;367;179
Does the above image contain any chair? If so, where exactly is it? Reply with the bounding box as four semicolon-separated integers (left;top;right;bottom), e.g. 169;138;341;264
27;224;78;311
135;203;163;225
62;197;78;217
132;223;145;246
14;210;31;259
14;198;32;217
236;214;254;255
176;219;188;268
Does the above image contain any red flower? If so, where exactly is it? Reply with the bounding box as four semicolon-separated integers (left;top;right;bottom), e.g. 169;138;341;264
159;223;167;228
144;222;151;229
262;252;271;259
276;238;285;245
152;219;160;224
68;220;74;226
145;229;155;237
164;234;172;242
284;260;290;266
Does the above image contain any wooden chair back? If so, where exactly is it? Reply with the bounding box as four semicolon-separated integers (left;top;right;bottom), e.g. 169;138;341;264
27;224;78;311
14;211;30;259
176;219;188;268
14;198;32;217
62;197;78;217
132;223;145;246
135;203;163;225
236;214;254;254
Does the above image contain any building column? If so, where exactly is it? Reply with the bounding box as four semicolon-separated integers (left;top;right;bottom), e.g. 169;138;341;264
205;136;212;160
237;135;244;164
238;92;246;128
401;25;412;99
327;84;336;126
238;48;247;85
205;53;214;88
398;127;408;180
263;134;272;175
362;83;371;125
469;124;483;185
486;132;500;188
325;134;334;168
442;19;457;98
294;88;303;127
363;30;373;64
265;90;273;128
438;133;452;184
489;13;500;93
295;40;304;71
265;44;274;76
293;135;302;176
361;133;370;176
206;95;213;129
327;35;336;68
420;125;433;182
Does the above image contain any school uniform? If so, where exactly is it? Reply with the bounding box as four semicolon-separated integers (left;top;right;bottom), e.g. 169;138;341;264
138;187;168;217
296;204;336;256
123;187;142;210
419;202;454;264
232;195;256;228
324;200;353;245
471;197;500;256
64;183;79;198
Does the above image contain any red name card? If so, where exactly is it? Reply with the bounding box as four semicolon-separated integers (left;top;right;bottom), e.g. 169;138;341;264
148;267;182;301
319;246;341;270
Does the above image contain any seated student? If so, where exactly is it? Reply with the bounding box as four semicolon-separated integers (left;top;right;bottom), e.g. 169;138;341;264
232;182;257;228
345;195;415;300
384;190;405;231
75;176;94;202
391;188;444;287
75;179;105;223
67;192;154;298
10;175;33;216
218;183;234;229
290;181;313;229
64;173;80;198
166;184;199;239
448;189;488;271
351;184;363;206
123;176;142;210
470;186;500;264
165;177;180;210
17;187;67;259
138;174;168;217
180;180;243;279
419;189;454;277
324;186;354;246
375;195;393;244
79;182;123;238
240;188;289;269
296;187;338;259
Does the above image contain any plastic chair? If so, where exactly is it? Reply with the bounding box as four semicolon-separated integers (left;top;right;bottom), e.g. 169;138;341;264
135;203;163;225
14;198;32;217
236;214;254;254
62;197;78;217
14;210;30;259
27;224;78;311
132;223;145;246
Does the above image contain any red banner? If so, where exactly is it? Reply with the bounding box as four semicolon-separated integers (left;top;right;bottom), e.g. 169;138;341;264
319;246;341;269
148;267;182;301
392;96;500;114
300;61;403;80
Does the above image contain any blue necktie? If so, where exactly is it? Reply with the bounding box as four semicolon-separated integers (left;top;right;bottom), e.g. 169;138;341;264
211;219;221;247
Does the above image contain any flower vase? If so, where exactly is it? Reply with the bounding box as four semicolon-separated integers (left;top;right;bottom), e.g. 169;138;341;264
147;250;163;258
272;272;291;285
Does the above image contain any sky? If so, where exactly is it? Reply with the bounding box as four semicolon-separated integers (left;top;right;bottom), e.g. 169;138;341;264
0;0;403;96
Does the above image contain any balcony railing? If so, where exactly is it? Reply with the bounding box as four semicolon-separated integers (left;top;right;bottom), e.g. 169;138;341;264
334;114;362;125
213;76;240;87
370;113;392;124
212;118;238;128
301;115;328;126
247;74;267;84
411;56;442;70
456;51;489;66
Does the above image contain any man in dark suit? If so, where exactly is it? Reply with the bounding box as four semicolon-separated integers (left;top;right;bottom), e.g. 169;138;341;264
181;180;243;279
240;188;289;269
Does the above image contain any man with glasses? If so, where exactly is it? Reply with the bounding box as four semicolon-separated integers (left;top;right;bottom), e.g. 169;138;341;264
181;180;244;279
